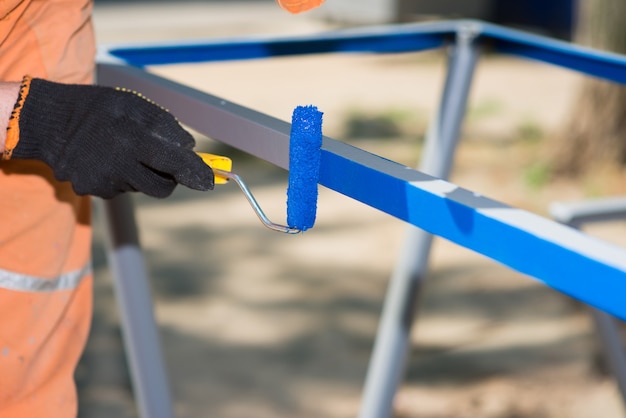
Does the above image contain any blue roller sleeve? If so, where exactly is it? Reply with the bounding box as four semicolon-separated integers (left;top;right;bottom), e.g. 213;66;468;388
287;105;323;231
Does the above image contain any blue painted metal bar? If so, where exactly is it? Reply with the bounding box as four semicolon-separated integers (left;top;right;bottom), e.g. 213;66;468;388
98;63;626;322
101;19;626;86
480;22;626;85
104;21;453;67
320;140;626;320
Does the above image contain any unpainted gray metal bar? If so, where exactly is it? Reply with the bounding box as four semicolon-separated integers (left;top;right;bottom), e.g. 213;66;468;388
358;24;481;418
99;195;175;418
550;197;626;228
97;63;292;170
550;199;626;409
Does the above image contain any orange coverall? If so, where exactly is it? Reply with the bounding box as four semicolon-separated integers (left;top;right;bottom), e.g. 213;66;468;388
0;0;323;416
0;0;96;416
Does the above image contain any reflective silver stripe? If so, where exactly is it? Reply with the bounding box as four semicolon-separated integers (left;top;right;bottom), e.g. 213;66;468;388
0;262;92;293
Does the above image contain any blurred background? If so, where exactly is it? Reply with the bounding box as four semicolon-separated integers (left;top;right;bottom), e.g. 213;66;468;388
81;1;626;417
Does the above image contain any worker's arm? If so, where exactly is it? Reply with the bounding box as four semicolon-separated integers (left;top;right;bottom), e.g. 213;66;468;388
1;76;213;199
0;81;20;150
276;0;325;13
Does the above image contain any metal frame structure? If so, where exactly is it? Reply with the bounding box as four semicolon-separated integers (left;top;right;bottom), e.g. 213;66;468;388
96;19;626;418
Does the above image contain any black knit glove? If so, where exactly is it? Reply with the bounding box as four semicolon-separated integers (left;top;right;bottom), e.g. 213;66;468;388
5;76;214;199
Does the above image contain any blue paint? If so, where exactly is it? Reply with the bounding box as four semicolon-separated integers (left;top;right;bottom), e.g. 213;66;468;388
287;106;323;231
108;32;446;68
319;144;416;222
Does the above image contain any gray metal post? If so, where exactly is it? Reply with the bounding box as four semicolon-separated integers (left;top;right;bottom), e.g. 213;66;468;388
99;195;175;418
359;23;481;418
589;308;626;407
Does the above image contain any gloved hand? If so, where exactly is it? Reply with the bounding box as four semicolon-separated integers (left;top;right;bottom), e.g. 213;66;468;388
4;76;214;199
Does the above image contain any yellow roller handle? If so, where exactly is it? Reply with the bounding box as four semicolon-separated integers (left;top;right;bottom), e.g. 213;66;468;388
197;152;232;185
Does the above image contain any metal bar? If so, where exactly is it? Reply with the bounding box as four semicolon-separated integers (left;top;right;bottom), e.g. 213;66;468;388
97;63;626;322
480;22;626;85
98;63;292;170
99;20;454;66
100;20;626;86
358;24;481;418
98;195;175;418
550;197;626;227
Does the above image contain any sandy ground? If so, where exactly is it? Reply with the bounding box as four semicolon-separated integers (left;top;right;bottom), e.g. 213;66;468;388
77;2;626;417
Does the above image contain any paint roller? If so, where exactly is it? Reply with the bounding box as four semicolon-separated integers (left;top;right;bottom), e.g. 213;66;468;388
197;105;323;234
